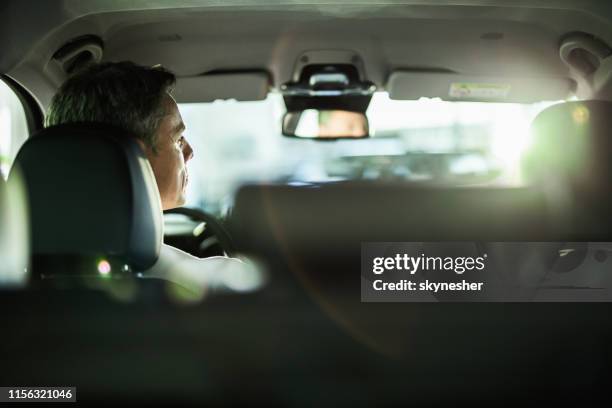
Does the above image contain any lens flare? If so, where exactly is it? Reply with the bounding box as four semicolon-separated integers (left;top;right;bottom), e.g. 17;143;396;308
572;105;589;125
97;260;111;275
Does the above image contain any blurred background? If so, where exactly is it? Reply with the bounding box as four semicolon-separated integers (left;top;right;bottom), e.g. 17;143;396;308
179;92;560;216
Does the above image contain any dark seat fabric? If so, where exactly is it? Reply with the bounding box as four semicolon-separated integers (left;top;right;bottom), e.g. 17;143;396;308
9;123;162;272
523;100;612;240
232;182;564;255
524;100;612;193
230;182;566;300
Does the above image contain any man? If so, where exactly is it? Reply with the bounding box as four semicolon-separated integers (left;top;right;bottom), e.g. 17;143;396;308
317;110;368;138
46;61;254;296
46;62;191;210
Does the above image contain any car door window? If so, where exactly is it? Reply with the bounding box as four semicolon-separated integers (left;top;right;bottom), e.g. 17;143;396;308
0;79;28;179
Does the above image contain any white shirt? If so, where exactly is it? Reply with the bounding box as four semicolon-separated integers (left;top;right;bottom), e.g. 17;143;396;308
142;243;263;298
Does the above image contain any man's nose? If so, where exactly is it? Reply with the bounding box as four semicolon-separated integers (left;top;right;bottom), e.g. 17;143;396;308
183;141;194;162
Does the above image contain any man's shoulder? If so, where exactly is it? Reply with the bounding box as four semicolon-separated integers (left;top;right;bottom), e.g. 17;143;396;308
142;244;250;290
158;243;243;268
160;242;199;260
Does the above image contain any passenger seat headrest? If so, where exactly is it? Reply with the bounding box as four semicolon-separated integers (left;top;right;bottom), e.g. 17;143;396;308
10;123;162;271
524;100;612;196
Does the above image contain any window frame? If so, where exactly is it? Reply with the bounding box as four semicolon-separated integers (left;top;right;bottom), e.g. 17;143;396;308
0;74;44;135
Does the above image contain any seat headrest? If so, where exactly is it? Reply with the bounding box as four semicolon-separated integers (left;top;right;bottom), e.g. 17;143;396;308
10;123;162;271
523;100;612;195
0;174;29;286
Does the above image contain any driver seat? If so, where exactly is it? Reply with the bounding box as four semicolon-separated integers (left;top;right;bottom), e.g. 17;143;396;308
9;123;162;278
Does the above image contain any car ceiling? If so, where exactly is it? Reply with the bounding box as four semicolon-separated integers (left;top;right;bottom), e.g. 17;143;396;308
3;0;612;108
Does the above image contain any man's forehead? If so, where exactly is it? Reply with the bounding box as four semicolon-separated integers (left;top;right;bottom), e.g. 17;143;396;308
161;92;178;112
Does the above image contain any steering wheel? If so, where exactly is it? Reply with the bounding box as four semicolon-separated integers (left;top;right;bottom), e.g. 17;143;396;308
164;207;236;258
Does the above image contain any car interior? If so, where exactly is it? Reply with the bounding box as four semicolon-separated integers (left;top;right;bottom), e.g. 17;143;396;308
2;0;612;405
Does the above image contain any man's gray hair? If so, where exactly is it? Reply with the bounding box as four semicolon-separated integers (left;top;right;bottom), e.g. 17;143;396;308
46;61;176;152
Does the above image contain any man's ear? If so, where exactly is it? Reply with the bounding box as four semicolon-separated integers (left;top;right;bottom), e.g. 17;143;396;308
134;138;155;159
134;138;147;151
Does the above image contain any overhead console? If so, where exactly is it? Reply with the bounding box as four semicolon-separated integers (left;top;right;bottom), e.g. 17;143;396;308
281;50;376;139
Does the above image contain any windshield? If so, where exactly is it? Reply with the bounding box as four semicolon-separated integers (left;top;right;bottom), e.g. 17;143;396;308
179;92;559;215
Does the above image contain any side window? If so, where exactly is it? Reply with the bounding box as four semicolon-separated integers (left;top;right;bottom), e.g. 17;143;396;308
0;79;28;180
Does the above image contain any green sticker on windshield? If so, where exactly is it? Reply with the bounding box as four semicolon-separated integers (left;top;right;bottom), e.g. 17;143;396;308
449;82;511;99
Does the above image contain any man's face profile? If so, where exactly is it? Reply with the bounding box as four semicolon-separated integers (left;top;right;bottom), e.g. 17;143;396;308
141;94;194;210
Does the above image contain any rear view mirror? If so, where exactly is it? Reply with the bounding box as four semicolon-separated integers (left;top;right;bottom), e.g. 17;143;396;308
283;109;370;139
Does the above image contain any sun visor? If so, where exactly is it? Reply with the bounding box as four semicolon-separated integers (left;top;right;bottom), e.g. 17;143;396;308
387;71;575;103
173;71;270;103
